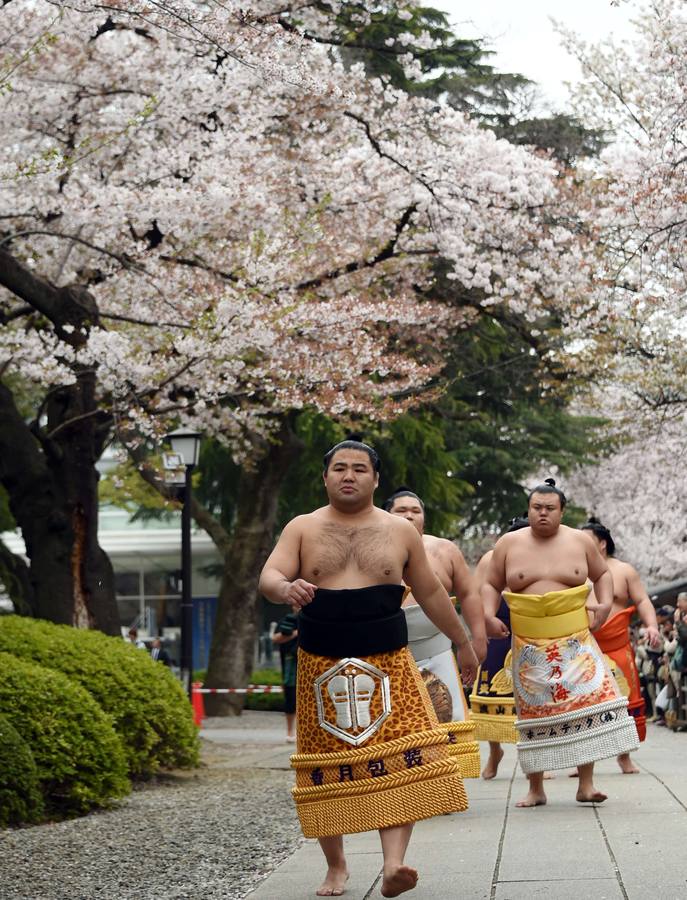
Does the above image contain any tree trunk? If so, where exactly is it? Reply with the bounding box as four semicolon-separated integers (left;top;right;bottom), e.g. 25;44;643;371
204;421;301;716
0;249;119;633
0;377;119;633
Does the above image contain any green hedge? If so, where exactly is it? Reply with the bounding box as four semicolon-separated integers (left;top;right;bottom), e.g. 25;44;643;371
194;667;284;711
0;713;44;827
0;652;129;817
0;617;199;778
245;667;284;711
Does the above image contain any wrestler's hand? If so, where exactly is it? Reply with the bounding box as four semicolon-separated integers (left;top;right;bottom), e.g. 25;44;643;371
646;625;661;649
472;636;488;664
485;615;509;639
457;641;478;686
281;578;317;609
586;601;602;631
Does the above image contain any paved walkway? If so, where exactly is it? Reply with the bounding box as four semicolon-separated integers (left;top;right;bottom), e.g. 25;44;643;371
202;717;687;900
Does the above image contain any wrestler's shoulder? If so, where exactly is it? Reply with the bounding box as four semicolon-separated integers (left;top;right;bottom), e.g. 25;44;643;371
609;557;637;577
495;528;529;548
286;508;329;531
386;512;421;540
423;533;450;550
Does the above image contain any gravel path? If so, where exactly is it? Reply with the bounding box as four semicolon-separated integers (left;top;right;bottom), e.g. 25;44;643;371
0;714;302;900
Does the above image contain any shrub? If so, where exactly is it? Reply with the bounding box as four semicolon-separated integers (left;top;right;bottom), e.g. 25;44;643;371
0;713;44;827
245;667;284;711
0;617;199;778
0;652;129;817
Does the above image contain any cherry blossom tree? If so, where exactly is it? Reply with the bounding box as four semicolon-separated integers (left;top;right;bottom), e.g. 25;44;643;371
561;0;687;423
1;2;587;696
567;414;687;582
557;1;687;585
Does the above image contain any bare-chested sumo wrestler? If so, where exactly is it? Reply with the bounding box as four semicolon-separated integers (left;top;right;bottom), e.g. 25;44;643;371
482;479;639;808
259;440;478;898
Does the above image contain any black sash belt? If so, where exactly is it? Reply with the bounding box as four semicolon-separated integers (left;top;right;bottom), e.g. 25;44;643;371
298;608;408;658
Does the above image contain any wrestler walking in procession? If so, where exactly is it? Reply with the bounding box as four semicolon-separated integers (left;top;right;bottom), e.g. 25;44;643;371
384;487;485;779
482;479;639;808
578;517;661;773
259;441;478;897
470;517;530;780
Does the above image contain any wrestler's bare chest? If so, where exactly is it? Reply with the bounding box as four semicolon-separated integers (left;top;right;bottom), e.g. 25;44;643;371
424;543;451;593
301;522;404;586
505;533;588;593
607;561;632;612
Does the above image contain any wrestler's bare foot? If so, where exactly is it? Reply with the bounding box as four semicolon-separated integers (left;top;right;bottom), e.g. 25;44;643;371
617;753;640;774
482;745;504;779
515;789;547;808
316;866;349;896
568;768;579;777
576;789;608;804
381;865;418;898
543;771;555;780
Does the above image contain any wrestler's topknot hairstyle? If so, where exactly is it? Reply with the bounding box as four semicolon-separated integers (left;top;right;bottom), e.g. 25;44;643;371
323;438;381;474
581;516;616;557
383;486;425;512
527;477;567;509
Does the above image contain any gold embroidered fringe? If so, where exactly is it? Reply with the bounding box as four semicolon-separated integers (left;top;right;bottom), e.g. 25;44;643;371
471;714;518;745
291;727;468;837
434;721;481;778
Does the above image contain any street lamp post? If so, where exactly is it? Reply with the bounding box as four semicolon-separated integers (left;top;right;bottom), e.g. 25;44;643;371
166;428;201;700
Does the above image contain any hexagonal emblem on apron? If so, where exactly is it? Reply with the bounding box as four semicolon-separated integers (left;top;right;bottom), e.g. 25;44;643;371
313;657;392;746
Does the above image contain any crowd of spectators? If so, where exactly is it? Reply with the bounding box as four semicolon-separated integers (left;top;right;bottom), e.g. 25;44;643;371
634;592;687;728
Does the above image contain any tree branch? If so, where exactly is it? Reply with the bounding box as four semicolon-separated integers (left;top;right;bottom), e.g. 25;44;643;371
0;247;99;345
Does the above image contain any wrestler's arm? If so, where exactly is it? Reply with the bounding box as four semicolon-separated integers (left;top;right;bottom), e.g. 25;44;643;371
475;550;505;635
585;535;613;630
272;629;298;644
403;524;478;683
626;564;661;648
481;540;510;637
258;518;317;608
448;543;487;663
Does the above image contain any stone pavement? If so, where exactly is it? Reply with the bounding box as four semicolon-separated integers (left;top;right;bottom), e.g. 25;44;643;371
201;715;687;900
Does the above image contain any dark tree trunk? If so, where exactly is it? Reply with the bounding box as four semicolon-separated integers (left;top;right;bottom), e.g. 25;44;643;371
204;421;301;716
0;376;118;633
0;247;119;633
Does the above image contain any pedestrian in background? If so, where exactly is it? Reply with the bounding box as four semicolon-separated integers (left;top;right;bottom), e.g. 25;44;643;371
271;611;299;743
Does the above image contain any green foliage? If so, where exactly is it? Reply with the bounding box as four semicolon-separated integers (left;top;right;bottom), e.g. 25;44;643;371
0;617;199;778
99;456;178;517
244;667;284;711
193;668;284;711
311;2;528;116
0;651;129;817
436;311;608;533
277;412;344;527
271;311;607;539
319;3;607;159
495;113;608;167
0;713;44;827
193;439;243;533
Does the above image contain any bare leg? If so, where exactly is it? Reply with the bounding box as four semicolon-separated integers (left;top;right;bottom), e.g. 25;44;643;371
316;836;349;896
482;742;504;779
516;771;547;807
617;752;640;774
576;762;607;803
379;824;418;898
285;712;296;742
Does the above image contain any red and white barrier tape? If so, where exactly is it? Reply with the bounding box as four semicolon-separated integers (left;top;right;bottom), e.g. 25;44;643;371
193;684;283;694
